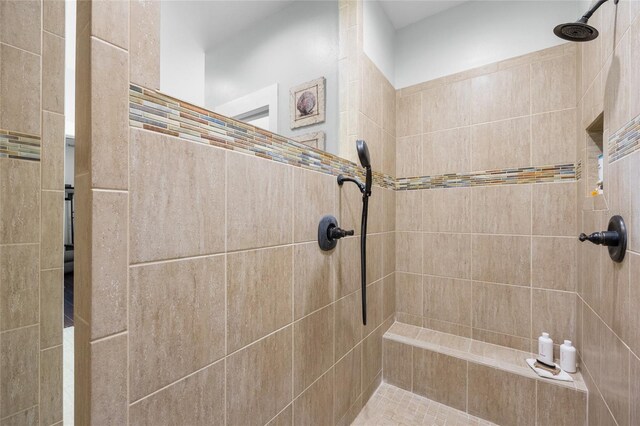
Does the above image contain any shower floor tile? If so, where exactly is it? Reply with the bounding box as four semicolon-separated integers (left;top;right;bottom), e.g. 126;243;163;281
353;383;496;426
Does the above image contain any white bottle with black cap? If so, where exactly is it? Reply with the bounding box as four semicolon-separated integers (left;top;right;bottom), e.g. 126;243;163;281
560;340;577;373
537;332;554;367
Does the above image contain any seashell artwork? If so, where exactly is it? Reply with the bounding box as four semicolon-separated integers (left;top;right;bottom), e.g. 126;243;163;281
290;77;326;129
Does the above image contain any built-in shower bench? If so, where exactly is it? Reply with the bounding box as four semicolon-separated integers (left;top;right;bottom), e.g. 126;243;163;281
383;322;587;425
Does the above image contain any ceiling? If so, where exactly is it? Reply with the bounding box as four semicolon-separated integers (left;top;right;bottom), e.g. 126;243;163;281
162;0;470;50
378;0;468;29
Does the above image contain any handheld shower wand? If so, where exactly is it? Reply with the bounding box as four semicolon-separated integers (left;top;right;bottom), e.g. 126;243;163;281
337;140;372;325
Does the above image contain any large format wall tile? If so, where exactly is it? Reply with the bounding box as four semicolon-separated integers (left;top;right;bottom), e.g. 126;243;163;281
227;246;292;353
470;65;530;124
0;325;39;417
89;334;128;425
88;190;127;339
467;363;535;426
227;327;292;426
383;339;412;390
396;135;422;178
43;0;65;37
129;255;225;401
362;327;383;389
293;168;336;243
423;187;471;233
395;273;423;318
423;276;472;329
90;0;129;49
336;236;361;298
531;53;577;114
130;0;160;89
90;38;129;189
130;129;225;263
293;305;334;396
396;190;423;232
40;345;63;426
421;80;470;133
0;0;41;53
0;159;40;244
531;109;577;165
422;128;471;176
412;347;467;411
472;235;531;286
471;117;531;171
532;289;576;348
227;152;293;251
472;281;531;339
335;290;362;360
42;32;65;114
532;236;577;291
472;185;531;235
40;268;63;349
293;370;334;426
423;233;471;279
395;232;422;273
293;242;335;320
397;92;422;137
536;381;586;426
0;244;39;331
129;359;225;426
334;344;361;424
40;190;63;270
532;182;577;236
41;111;65;190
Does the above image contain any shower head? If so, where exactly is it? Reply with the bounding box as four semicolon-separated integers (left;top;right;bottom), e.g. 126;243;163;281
554;0;615;42
553;21;599;42
356;140;371;169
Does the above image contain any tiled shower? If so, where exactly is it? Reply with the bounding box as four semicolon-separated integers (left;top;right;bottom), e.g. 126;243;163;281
0;0;639;425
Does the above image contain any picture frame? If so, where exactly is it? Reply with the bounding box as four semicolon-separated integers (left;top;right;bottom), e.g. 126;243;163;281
290;77;326;129
291;131;326;151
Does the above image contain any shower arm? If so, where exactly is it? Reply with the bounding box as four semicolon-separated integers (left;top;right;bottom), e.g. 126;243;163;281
579;0;616;22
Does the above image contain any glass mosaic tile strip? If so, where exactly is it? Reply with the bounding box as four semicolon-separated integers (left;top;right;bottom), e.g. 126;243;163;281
0;129;40;161
608;113;640;163
129;85;583;192
395;163;576;191
129;84;395;189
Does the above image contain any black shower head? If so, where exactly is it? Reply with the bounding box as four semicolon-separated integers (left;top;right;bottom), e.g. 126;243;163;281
554;0;615;42
553;21;599;42
356;140;371;169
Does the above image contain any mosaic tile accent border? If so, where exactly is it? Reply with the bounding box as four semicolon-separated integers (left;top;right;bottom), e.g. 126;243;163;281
0;129;40;161
608;113;640;163
129;85;577;192
129;85;395;189
396;164;576;191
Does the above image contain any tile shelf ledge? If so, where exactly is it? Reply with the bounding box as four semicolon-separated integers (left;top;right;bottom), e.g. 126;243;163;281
385;321;587;393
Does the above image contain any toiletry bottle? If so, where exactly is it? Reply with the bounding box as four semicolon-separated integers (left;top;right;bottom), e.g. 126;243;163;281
560;340;577;373
537;332;554;366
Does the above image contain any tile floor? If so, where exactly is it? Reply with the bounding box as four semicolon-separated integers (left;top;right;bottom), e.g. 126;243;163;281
353;383;496;426
63;326;74;425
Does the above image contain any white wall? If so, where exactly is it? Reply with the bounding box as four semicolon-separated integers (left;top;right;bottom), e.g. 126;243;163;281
161;2;206;106
363;0;396;85
204;1;339;154
394;1;583;88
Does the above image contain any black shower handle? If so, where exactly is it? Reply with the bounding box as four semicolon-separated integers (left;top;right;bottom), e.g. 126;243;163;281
578;215;627;263
328;225;354;240
578;231;620;246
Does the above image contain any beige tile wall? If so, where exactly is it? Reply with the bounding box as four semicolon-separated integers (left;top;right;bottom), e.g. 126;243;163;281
395;43;580;354
575;1;640;425
76;1;395;424
0;0;64;424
